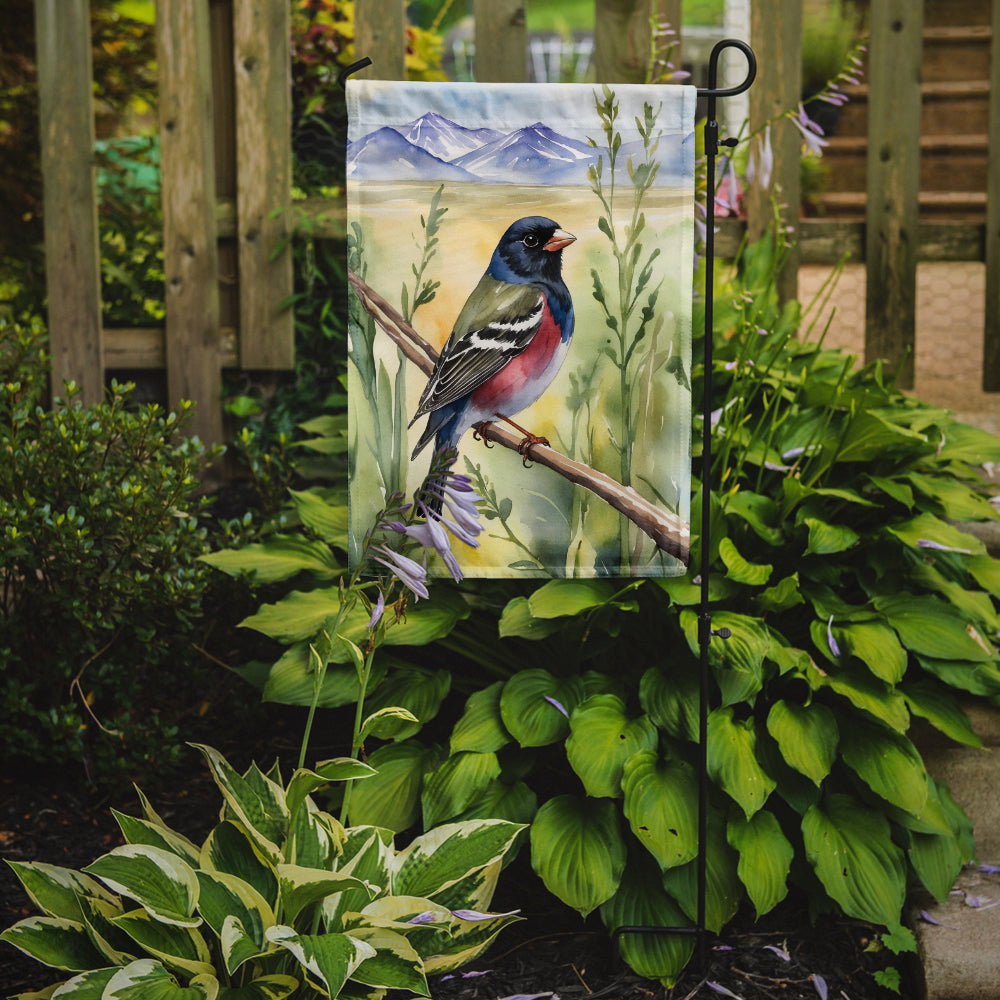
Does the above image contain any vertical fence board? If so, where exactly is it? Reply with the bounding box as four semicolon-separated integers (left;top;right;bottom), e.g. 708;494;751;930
473;0;526;82
983;0;1000;389
594;0;657;83
233;0;294;369
865;0;923;389
157;0;222;444
34;0;103;404
355;0;406;80
746;0;801;304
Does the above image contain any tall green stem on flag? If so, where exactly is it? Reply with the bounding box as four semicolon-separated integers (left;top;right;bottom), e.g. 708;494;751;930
588;86;664;573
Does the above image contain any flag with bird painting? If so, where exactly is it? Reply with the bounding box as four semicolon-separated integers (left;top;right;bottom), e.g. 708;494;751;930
346;80;696;579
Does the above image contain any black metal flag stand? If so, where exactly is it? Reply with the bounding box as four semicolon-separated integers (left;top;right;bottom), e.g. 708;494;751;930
341;38;758;974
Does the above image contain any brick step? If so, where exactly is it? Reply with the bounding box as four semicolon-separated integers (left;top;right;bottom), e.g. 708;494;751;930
822;134;989;193
832;80;991;138
922;25;993;82
813;190;987;222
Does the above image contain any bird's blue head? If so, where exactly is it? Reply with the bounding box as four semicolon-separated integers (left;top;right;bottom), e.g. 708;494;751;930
491;216;576;286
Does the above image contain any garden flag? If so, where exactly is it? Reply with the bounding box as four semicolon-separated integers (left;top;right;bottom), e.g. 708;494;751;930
346;80;695;578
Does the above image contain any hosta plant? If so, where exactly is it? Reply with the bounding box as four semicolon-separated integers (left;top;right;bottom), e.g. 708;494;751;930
1;744;523;999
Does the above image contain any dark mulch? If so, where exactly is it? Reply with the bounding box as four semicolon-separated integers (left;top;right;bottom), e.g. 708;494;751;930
1;748;914;1000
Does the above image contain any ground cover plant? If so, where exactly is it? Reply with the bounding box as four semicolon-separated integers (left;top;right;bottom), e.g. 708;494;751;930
200;224;1000;987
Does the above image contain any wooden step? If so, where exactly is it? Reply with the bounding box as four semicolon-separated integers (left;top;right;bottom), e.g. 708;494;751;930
832;80;991;137
814;190;987;222
921;0;992;28
922;25;993;83
822;134;989;193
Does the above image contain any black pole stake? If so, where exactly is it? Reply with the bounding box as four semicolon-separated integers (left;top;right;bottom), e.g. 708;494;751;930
613;38;755;974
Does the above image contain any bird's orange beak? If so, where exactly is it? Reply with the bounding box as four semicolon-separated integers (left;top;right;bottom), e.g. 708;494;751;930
543;229;576;252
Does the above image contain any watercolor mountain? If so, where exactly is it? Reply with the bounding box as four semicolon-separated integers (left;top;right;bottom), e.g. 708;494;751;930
347;111;678;185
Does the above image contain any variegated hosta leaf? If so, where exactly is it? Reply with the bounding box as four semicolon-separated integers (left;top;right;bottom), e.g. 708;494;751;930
83;846;200;928
110;908;214;979
102;958;218;999
46;965;118;997
265;925;376;998
529;795;626;917
0;916;107;971
345;926;429;995
727;810;793;917
706;707;776;818
276;864;376;925
621;751;699;871
391;820;524;901
322;829;393;931
599;854;694;987
285;760;376;823
450;681;511;754
802;793;906;926
4;861;118;922
425;859;501;915
77;894;136;966
214;973;300;999
112;810;202;868
200;822;279;910
421;907;522;975
195;871;274;974
190;745;287;863
765;700;838;786
287;802;344;870
565;695;658;798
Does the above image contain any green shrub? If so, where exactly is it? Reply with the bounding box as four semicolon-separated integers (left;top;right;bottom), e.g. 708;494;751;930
0;317;219;783
1;743;524;998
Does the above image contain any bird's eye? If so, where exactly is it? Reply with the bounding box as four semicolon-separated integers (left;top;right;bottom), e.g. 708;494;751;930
522;233;539;248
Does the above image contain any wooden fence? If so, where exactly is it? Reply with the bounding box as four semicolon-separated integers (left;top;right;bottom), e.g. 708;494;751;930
33;0;1000;445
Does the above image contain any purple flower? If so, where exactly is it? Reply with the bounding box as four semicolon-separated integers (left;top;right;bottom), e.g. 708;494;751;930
706;983;742;999
407;911;438;925
763;944;790;961
371;544;429;600
827;615;841;658
917;538;973;554
812;974;828;1000
398;506;464;582
451;908;520;921
544;695;569;718
367;590;385;631
747;125;773;191
791;104;828;156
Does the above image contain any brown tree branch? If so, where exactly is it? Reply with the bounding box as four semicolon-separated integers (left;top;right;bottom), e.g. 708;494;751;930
347;268;690;564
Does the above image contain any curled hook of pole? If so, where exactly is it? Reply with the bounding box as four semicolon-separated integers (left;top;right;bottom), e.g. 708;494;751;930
337;56;373;90
697;38;756;99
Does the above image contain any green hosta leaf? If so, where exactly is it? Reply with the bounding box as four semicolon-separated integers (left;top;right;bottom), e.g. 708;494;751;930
724;490;784;545
530;795;626;917
260;643;385;709
450;682;511;754
839;718;929;816
112;812;201;868
347;740;442;832
83;846;200;928
421;751;502;828
765;700;838;786
111;908;214;977
901;680;982;748
916;655;1000;697
527;578;618;617
393;820;524;900
727;811;793;917
103;959;218;1000
200;535;342;584
453;779;538;827
803;517;859;556
216;975;299;1000
719;536;772;585
834;621;907;684
288;489;349;545
639;664;699;742
190;746;287;862
276;865;374;925
200;822;278;910
346;926;428;994
265;926;375;997
195;871;273;974
621;751;698;870
661;812;741;933
802;793;906;926
707;708;776;818
0;916;107;971
681;610;770;706
497;596;564;639
756;573;805;614
909;827;966;905
809;661;910;732
499;670;585;747
906;472;998;522
599;854;694;987
835;409;927;463
967;553;1000;597
360;706;421;742
362;667;451;740
875;594;995;662
566;695;658;798
285;759;375;822
886;511;985;556
4;862;118;923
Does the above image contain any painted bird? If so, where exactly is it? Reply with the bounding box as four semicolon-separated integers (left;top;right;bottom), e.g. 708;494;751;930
409;216;576;464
